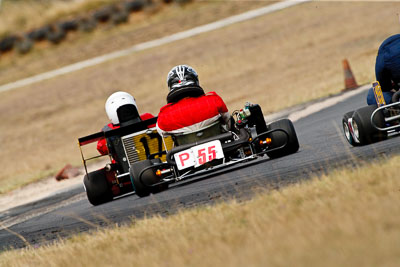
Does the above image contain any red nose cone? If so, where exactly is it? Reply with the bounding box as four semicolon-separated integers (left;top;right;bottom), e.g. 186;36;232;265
179;80;181;83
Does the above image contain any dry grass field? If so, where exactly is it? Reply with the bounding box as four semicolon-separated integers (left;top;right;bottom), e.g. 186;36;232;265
0;0;116;37
1;155;399;266
0;1;400;193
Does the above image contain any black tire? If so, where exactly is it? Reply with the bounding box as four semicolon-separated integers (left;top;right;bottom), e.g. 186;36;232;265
342;111;359;146
83;168;113;206
0;35;18;53
266;119;299;159
111;10;129;25
130;159;165;197
16;37;33;54
27;26;51;42
352;105;387;145
78;17;97;32
58;20;79;32
46;26;66;44
124;0;146;13
92;6;115;23
175;0;194;5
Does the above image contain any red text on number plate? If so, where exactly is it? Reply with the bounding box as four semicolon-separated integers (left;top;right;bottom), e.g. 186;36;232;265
174;140;224;170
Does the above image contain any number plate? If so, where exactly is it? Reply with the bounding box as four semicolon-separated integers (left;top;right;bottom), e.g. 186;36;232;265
174;140;224;170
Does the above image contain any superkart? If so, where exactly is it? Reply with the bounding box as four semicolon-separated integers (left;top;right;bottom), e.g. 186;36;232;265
342;81;400;146
130;102;300;197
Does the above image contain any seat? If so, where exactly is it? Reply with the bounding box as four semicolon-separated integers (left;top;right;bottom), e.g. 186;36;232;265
173;121;224;146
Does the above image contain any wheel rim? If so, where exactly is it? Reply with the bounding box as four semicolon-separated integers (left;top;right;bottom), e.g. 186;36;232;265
343;122;351;141
352;120;360;139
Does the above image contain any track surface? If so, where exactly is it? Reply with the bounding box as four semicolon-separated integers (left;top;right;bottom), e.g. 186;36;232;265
1;89;399;250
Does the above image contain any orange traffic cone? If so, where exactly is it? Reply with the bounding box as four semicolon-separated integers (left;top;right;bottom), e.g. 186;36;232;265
342;59;358;91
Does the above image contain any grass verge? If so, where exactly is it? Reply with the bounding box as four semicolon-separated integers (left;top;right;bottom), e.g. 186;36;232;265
1;154;399;266
0;0;134;37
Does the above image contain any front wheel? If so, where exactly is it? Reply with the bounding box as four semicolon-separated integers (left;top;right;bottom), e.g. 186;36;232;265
266;119;299;159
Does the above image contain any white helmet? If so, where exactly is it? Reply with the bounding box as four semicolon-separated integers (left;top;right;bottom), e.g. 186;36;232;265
105;91;137;125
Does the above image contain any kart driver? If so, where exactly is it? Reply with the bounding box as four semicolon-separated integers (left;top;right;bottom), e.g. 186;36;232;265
97;91;155;155
156;65;231;137
367;34;400;105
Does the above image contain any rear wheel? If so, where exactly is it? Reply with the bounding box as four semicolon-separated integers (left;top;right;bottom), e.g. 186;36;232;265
266;119;299;159
83;168;113;206
352;105;387;145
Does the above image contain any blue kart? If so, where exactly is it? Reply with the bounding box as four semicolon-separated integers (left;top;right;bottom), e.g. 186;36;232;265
342;81;400;146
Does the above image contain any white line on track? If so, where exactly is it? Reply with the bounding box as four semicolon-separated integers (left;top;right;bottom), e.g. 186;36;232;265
0;0;310;94
288;85;370;122
263;85;371;123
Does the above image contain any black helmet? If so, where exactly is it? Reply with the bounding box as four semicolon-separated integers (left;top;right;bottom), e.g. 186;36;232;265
166;65;204;103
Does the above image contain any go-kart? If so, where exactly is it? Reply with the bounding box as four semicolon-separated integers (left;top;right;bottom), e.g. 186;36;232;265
342;81;400;146
78;108;174;205
130;102;300;197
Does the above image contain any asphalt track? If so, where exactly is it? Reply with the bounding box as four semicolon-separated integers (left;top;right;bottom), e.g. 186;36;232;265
1;88;400;250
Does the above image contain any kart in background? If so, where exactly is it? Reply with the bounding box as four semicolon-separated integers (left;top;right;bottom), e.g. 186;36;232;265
130;102;300;197
78;116;173;205
342;81;400;146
